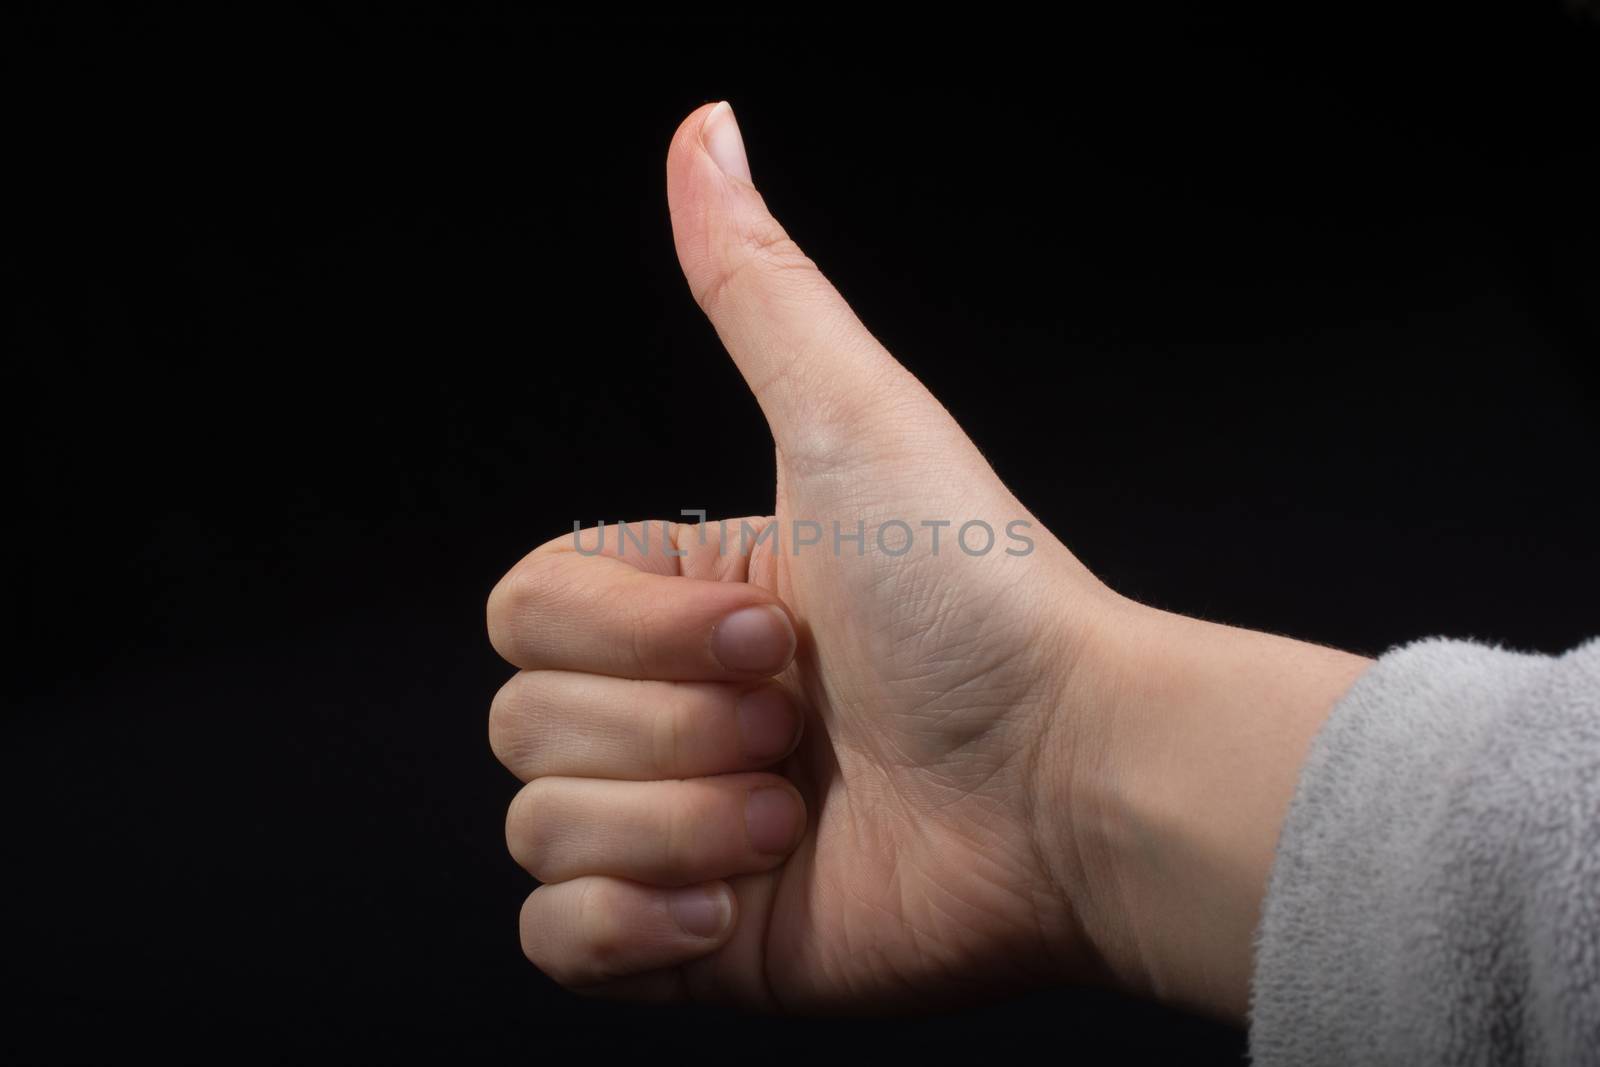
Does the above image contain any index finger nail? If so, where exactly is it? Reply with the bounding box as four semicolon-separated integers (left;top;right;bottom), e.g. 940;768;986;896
711;605;795;675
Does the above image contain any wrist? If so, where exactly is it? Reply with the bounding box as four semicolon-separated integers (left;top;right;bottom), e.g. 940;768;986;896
1032;593;1372;1020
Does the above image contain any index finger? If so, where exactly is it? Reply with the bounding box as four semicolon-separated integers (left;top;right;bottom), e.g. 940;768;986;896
486;524;797;681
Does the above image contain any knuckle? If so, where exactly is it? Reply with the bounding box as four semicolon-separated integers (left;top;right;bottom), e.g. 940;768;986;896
487;672;549;776
505;780;554;878
486;677;521;769
626;605;655;677
739;212;811;272
651;689;684;778
661;793;712;879
574;880;628;983
698;212;820;317
518;890;552;969
520;886;603;988
486;556;564;666
776;358;914;476
592;578;654;674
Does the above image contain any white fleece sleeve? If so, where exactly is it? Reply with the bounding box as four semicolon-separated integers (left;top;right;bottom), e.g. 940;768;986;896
1249;637;1600;1066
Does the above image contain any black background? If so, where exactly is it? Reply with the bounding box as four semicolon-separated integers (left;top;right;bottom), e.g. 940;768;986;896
6;5;1597;1062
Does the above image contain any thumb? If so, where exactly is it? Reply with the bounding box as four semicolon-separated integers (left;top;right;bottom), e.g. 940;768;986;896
666;102;943;469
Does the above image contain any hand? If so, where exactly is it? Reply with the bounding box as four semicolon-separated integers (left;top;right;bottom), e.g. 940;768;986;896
486;102;1372;1019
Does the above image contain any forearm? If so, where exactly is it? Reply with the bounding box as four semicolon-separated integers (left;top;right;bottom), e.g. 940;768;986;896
1039;595;1372;1020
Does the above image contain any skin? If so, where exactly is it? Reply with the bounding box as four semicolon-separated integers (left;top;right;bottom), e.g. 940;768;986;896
486;102;1372;1022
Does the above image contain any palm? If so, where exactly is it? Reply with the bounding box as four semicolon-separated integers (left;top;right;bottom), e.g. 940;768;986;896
675;453;1090;1007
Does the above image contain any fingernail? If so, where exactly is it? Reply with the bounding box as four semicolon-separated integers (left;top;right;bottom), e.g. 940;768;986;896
711;605;795;675
701;101;752;183
737;686;802;762
744;786;802;855
667;885;731;939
